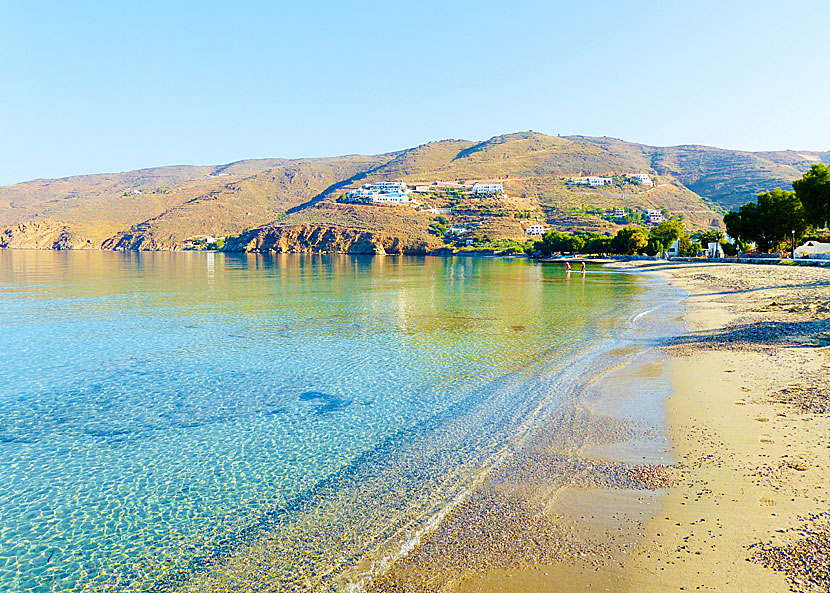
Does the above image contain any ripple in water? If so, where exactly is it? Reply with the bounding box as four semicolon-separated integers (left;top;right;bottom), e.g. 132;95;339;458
0;251;665;592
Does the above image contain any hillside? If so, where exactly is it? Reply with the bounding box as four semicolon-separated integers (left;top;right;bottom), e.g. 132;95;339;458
569;136;830;209
1;132;827;252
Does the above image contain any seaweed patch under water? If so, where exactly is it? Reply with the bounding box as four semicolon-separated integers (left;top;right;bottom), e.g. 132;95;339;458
299;391;353;415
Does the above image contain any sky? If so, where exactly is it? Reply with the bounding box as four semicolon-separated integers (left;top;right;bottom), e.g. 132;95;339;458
1;0;828;185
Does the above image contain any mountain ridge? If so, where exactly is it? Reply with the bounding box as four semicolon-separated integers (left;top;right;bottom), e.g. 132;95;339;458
1;132;827;252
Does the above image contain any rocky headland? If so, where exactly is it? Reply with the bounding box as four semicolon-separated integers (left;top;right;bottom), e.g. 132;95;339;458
221;224;441;255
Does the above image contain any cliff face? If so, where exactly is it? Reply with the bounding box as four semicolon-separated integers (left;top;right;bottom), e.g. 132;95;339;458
0;222;98;250
101;228;169;251
222;224;441;255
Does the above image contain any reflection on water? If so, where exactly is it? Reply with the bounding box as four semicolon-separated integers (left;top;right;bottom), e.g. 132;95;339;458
0;251;651;592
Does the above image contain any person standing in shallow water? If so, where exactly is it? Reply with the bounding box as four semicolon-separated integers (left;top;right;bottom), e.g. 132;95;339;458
581;262;586;274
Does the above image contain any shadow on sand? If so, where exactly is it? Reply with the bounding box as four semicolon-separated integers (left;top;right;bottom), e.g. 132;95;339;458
665;319;830;351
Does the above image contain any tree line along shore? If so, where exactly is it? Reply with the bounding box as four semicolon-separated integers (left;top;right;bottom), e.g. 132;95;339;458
532;163;830;259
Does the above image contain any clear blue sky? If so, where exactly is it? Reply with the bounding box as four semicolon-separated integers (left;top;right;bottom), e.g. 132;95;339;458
1;0;827;185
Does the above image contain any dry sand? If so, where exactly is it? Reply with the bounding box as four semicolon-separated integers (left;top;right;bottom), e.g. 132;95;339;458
616;261;830;593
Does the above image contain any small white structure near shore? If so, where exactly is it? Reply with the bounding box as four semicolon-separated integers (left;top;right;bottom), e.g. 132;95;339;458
706;242;725;258
795;241;830;259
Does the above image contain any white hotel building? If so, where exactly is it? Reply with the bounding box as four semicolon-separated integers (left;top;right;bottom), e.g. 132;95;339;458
472;183;504;195
525;225;549;236
572;177;613;186
345;182;416;205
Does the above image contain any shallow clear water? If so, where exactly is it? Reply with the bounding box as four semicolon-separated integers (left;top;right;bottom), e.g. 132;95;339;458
0;251;666;592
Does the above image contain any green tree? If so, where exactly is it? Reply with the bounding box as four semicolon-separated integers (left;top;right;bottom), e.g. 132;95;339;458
534;231;585;256
724;188;807;252
583;234;612;254
696;230;724;245
677;236;699;256
649;219;686;253
611;226;649;255
723;203;760;249
793;163;830;229
643;238;662;256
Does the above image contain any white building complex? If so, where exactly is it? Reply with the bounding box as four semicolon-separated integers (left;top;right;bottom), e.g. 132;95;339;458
572;177;613;186
645;209;664;224
368;181;407;193
632;173;653;185
345;182;417;205
525;225;548;236
472;183;504;194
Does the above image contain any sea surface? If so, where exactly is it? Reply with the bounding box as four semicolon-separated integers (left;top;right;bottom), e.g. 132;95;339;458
0;251;679;592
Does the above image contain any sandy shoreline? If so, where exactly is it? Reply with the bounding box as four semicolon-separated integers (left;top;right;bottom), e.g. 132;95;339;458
366;270;684;592
615;261;830;593
368;261;830;593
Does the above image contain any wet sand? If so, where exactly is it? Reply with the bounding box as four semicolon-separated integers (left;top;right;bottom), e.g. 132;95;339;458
369;261;830;593
368;285;682;592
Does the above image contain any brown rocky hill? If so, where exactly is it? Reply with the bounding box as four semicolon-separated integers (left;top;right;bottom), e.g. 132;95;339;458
1;132;826;252
568;136;830;209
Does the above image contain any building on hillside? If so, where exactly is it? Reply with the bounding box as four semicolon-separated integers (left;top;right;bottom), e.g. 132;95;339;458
345;181;417;205
472;183;504;194
795;241;830;259
646;209;664;224
611;208;626;219
525;225;548;236
368;181;408;193
572;177;613;186
426;207;452;215
447;227;468;235
632;173;653;185
371;193;417;204
433;181;474;191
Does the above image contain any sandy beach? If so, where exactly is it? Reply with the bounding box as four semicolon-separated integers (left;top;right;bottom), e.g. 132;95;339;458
368;261;830;593
617;261;830;593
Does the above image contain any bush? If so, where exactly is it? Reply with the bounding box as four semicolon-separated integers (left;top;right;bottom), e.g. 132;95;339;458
721;241;738;256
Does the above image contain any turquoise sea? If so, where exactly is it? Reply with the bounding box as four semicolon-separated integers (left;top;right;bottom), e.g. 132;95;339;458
0;251;679;592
